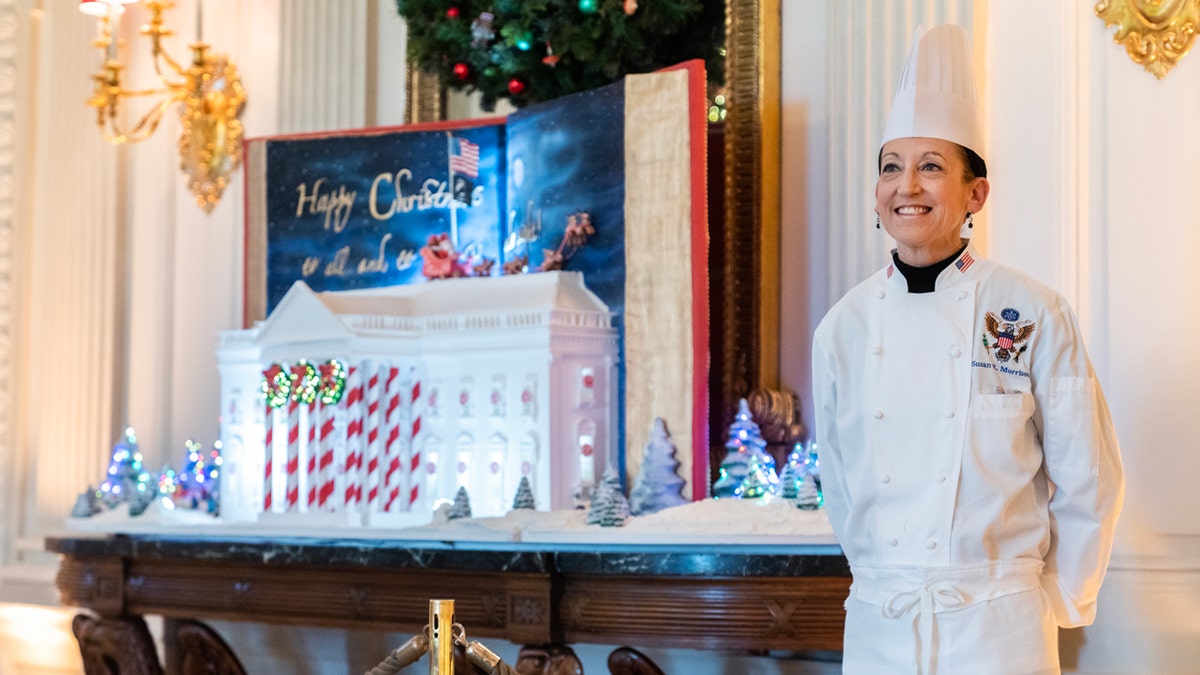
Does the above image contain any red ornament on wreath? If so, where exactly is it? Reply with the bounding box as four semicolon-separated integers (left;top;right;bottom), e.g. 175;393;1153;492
624;0;638;15
452;62;471;81
446;6;460;19
508;77;527;95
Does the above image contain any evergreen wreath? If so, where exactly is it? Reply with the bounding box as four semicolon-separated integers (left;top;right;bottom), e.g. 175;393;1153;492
396;0;725;111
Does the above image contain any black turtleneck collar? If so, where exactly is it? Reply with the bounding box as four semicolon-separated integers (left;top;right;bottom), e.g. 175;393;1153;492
892;244;969;294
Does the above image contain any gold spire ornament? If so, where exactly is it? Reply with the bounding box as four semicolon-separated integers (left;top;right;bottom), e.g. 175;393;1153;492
82;0;247;212
1096;0;1200;79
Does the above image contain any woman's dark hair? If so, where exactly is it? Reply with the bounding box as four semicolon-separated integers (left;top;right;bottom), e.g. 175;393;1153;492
876;144;988;180
963;146;988;179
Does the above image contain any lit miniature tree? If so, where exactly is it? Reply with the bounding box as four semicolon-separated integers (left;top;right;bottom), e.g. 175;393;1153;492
448;486;473;519
711;399;779;498
797;441;823;510
175;439;224;514
512;476;537;510
629;418;688;516
98;427;155;511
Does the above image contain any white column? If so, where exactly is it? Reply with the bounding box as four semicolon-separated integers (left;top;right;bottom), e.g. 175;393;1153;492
279;0;369;133
19;2;123;537
0;0;20;568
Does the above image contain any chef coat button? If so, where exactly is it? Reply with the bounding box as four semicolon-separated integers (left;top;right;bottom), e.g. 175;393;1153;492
872;410;884;420
887;537;898;547
876;290;886;300
945;410;956;419
872;346;883;356
880;474;891;484
926;539;938;550
958;291;968;300
937;474;947;484
949;347;962;358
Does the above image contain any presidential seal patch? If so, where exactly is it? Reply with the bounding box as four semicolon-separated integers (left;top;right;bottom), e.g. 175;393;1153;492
982;307;1035;363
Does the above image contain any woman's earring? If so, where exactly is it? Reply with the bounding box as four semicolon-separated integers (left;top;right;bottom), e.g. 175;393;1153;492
966;212;974;229
875;214;881;230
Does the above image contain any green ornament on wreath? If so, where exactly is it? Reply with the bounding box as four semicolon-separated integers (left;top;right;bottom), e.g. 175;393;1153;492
395;0;725;111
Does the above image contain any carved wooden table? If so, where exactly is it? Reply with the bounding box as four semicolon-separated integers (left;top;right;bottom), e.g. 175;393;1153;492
46;533;849;673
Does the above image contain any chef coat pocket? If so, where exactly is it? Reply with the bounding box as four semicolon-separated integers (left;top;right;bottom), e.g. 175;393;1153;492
971;391;1034;419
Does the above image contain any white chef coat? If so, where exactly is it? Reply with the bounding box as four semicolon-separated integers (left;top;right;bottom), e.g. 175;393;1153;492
812;243;1124;674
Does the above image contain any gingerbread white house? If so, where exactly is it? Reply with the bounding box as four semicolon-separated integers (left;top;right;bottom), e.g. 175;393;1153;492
216;271;619;526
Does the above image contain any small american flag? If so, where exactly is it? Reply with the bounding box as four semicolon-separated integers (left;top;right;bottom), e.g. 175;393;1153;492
955;250;975;272
450;137;479;178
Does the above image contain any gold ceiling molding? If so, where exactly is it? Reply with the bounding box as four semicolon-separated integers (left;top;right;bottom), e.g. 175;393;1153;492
1096;0;1200;79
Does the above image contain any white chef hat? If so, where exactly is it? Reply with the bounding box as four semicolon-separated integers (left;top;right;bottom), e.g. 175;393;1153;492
880;24;983;158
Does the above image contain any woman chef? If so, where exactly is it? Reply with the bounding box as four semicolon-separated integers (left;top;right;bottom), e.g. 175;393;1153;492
811;24;1124;675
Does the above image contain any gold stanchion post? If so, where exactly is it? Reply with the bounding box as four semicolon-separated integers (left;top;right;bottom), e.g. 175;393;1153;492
428;599;455;674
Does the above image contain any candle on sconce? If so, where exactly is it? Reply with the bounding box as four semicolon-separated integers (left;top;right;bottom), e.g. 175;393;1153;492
197;0;204;42
106;3;117;61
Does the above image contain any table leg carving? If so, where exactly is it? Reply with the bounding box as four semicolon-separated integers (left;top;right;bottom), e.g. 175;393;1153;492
174;619;248;675
516;644;584;675
607;647;665;675
72;613;165;675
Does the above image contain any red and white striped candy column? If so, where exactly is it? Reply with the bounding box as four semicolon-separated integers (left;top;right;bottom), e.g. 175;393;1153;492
363;364;385;512
342;366;364;510
263;402;275;512
408;376;422;509
285;398;301;510
382;367;403;512
317;399;336;511
305;400;318;509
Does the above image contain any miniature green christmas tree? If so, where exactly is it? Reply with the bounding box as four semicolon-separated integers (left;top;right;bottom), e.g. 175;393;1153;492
512;476;537;510
447;486;473;519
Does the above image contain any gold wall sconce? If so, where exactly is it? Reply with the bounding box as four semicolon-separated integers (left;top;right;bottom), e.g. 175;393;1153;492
1096;0;1200;79
80;0;247;212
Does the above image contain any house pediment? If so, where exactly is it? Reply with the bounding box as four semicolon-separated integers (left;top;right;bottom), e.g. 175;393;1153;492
255;281;355;346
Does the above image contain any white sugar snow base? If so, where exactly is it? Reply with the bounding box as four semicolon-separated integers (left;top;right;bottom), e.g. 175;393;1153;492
66;495;836;546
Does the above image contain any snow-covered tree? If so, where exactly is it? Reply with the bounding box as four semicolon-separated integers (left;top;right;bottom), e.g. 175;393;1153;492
70;487;103;518
447;486;473;519
512;476;536;510
596;489;630;527
629;418;688;516
779;444;805;500
587;468;630;526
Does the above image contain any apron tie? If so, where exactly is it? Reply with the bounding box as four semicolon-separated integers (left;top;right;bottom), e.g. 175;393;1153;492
880;582;967;675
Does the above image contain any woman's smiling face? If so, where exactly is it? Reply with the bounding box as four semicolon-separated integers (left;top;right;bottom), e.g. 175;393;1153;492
875;137;989;266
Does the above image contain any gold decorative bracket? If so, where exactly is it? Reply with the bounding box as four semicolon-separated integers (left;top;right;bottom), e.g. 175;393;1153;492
1096;0;1200;79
